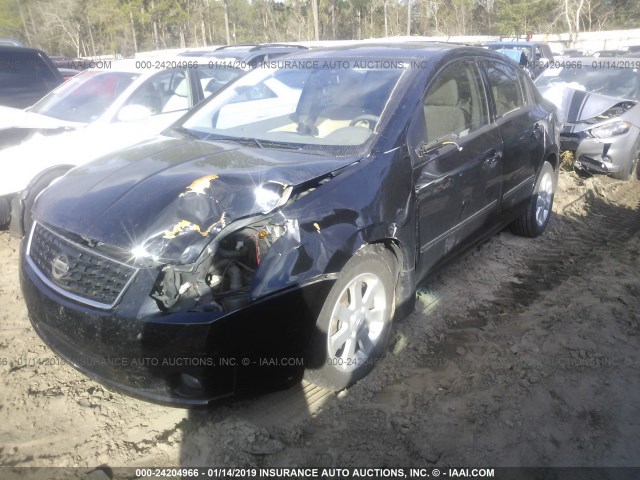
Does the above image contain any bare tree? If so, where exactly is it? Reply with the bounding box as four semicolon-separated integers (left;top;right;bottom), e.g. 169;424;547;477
562;0;586;40
128;3;137;53
311;0;319;41
223;0;230;44
383;0;388;36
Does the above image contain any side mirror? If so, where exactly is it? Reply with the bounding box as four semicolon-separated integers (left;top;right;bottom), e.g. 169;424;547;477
117;104;153;122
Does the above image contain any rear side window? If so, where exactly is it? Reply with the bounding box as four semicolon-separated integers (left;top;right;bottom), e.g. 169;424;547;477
485;61;525;118
423;60;489;145
196;66;243;99
0;51;59;91
518;70;535;106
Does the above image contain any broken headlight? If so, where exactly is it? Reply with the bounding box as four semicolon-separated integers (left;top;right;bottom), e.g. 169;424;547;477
151;217;296;313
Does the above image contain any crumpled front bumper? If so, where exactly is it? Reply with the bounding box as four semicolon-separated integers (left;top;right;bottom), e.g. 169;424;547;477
561;124;640;174
20;240;334;406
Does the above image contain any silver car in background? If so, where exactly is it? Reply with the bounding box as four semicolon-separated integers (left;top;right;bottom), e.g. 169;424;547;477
536;59;640;180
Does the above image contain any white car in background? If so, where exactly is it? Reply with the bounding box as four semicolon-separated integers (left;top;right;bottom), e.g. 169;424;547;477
0;56;247;234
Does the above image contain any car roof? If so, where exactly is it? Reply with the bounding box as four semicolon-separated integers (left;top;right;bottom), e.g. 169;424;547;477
0;45;50;55
79;56;214;73
180;43;307;60
485;41;544;47
280;42;503;61
547;56;640;64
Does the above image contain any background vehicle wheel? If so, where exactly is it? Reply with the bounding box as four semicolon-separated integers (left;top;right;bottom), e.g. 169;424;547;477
21;168;70;236
510;161;556;238
611;155;637;181
304;244;396;391
0;196;10;227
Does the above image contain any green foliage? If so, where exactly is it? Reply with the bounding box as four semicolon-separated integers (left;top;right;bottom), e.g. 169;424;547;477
0;0;23;40
5;0;639;57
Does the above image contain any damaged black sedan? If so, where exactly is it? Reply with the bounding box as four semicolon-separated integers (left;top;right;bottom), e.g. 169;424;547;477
21;44;560;405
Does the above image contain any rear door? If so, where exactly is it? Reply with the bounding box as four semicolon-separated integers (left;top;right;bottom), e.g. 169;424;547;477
482;59;540;212
410;58;503;275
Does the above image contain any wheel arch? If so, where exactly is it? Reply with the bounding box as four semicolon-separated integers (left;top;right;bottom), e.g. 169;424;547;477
15;164;75;236
25;164;76;194
545;150;559;174
364;237;416;322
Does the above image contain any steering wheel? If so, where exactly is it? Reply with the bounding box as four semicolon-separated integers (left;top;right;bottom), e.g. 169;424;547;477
349;114;380;130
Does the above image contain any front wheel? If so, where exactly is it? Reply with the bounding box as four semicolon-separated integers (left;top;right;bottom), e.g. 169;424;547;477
611;155;637;181
304;244;396;390
510;161;556;237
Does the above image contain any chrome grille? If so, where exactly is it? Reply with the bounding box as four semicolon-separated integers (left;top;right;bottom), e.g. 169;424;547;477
27;223;138;308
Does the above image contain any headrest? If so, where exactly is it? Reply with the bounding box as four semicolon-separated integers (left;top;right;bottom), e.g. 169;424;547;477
427;78;459;107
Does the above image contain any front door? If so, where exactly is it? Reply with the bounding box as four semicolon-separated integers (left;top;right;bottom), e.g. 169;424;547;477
410;58;503;276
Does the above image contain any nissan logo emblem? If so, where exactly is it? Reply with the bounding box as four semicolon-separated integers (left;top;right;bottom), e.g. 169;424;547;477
51;254;70;281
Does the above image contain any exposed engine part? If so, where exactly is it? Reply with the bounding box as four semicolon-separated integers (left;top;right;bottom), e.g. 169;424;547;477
150;176;331;314
151;220;278;313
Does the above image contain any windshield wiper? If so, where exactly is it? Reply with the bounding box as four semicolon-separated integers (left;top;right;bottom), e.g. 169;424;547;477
172;126;201;140
206;135;264;149
200;134;334;156
254;139;303;150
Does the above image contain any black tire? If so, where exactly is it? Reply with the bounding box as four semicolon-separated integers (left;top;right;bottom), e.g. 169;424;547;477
510;161;556;238
0;196;10;228
611;155;637;181
22;169;70;236
304;244;397;391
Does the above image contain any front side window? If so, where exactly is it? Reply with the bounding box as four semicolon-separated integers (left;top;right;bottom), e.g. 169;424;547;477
485;61;525;118
423;60;489;145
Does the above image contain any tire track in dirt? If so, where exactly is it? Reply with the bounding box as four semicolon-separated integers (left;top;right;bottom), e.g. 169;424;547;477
468;185;640;322
267;176;640;468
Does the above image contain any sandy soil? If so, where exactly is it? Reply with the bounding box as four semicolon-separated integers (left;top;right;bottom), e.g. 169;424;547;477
0;169;639;472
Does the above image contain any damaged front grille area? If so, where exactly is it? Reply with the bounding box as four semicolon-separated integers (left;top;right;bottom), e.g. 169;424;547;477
27;222;138;308
559;132;583;152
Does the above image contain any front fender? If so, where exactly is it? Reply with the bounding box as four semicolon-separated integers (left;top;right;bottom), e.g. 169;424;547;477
249;148;416;302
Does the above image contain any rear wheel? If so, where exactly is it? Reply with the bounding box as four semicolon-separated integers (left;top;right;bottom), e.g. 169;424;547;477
510;161;556;237
304;244;396;390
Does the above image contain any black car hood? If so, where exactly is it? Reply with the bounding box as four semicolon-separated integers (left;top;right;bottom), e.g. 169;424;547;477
537;84;637;132
34;135;360;264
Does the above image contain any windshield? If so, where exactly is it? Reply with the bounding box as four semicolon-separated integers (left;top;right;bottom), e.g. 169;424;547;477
536;66;640;99
180;62;406;150
30;70;139;123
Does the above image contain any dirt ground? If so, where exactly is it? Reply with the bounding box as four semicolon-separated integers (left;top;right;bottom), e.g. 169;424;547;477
0;169;639;471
